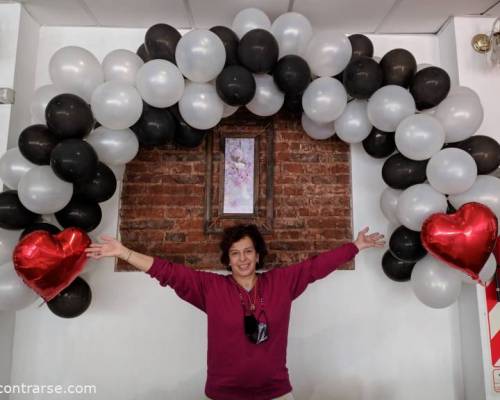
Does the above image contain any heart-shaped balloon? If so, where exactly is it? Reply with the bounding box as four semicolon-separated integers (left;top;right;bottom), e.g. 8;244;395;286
13;227;91;301
421;202;498;282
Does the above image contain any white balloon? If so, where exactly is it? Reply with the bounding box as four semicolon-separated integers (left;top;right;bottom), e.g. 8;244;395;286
459;254;497;285
302;77;347;124
395;114;445;160
435;93;484;143
49;46;103;102
18;166;73;214
271;12;313;58
136;60;185;108
411;255;462;309
30;85;63;124
447;85;481;102
304;31;352;77
86;127;139;166
0;228;21;265
232;8;271;39
0;148;35;190
367;85;416;132
397;183;447;231
102;49;144;84
222;103;239;118
91;81;143;130
334;100;372;144
179;82;223;129
175;30;226;83
448;175;500;220
301;113;335;140
426;148;477;195
0;261;38;311
246;74;284;117
380;187;402;224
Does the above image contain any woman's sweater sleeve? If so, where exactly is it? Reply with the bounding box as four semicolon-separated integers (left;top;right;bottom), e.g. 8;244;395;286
275;242;359;300
146;257;209;312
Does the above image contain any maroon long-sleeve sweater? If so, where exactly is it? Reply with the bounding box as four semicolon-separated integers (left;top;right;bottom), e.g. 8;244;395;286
146;242;359;400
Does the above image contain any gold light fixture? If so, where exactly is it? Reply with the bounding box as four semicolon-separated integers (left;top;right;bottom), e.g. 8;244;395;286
472;18;500;65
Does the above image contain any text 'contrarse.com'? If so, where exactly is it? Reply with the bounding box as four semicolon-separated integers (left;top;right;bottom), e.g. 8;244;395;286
0;384;97;395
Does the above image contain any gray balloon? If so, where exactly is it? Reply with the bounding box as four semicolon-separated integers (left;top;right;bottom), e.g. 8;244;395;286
0;148;35;190
395;114;445;160
86;127;139;166
380;187;402;224
396;183;447;231
179;82;223;129
102;49;144;84
448;175;500;220
301;113;335;140
334;100;372;144
30;84;63;124
302;77;347;124
18;166;73;214
0;228;22;265
246;74;284;117
0;261;38;311
367;85;416;132
411;255;462;309
426;148;477;195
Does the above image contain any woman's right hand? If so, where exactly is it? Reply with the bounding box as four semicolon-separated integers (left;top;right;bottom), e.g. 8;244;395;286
85;235;129;260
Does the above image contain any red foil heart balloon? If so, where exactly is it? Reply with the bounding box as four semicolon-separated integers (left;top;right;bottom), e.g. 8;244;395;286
421;202;498;282
13;227;91;301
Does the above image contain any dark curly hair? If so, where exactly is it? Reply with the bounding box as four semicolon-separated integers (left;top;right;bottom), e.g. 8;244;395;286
220;224;268;271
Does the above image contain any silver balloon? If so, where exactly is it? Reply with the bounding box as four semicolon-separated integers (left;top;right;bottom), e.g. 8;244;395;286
0;228;21;265
246;74;284;117
395;114;445;160
0;261;38;311
380;187;402;224
396;183;447;231
0;148;35;190
301;113;335;140
30;84;63;124
49;46;103;102
18;166;73;214
447;85;481;102
334;100;372;144
426;148;477;195
304;31;352;77
411;255;462;309
435;93;484;143
222;103;239;118
136;60;185;108
102;49;144;85
459;254;496;285
232;8;271;38
175;30;226;83
367;85;416;132
448;175;500;220
179;82;223;129
302;77;347;124
91;81;143;130
86;127;139;166
271;12;313;58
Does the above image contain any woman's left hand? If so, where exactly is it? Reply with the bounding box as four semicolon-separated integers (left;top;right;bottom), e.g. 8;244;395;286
353;227;386;251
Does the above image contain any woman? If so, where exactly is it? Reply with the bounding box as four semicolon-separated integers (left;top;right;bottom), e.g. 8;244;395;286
85;224;385;400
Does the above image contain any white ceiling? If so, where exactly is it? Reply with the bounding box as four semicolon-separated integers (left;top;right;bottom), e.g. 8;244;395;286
6;0;500;33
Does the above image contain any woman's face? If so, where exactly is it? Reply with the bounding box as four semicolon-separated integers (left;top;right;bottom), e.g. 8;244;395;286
228;236;259;278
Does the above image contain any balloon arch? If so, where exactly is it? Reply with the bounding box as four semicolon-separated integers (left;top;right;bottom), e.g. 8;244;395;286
0;7;499;317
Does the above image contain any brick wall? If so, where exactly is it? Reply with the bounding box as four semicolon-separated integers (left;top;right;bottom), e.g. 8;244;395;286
118;109;353;271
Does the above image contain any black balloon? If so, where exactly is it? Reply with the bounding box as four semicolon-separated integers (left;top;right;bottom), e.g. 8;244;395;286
238;29;279;73
380;48;417;87
382;251;416;282
47;277;92;318
343;56;383;99
216;65;256;106
20;222;61;239
55;197;102;232
45;94;94;139
0;191;38;230
169;106;207;148
382;153;428;190
50;139;98;183
131;103;176;146
362;128;396;158
136;43;151;62
144;23;181;63
273;55;311;95
283;91;304;115
74;162;117;203
18;124;58;165
348;34;374;59
409;66;450;110
389;226;427;262
210;26;240;66
446;135;500;174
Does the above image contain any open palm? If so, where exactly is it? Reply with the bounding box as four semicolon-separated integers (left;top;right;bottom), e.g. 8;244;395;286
354;227;385;251
85;235;126;259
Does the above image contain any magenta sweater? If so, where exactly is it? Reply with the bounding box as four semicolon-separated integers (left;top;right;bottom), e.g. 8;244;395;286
146;242;359;400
